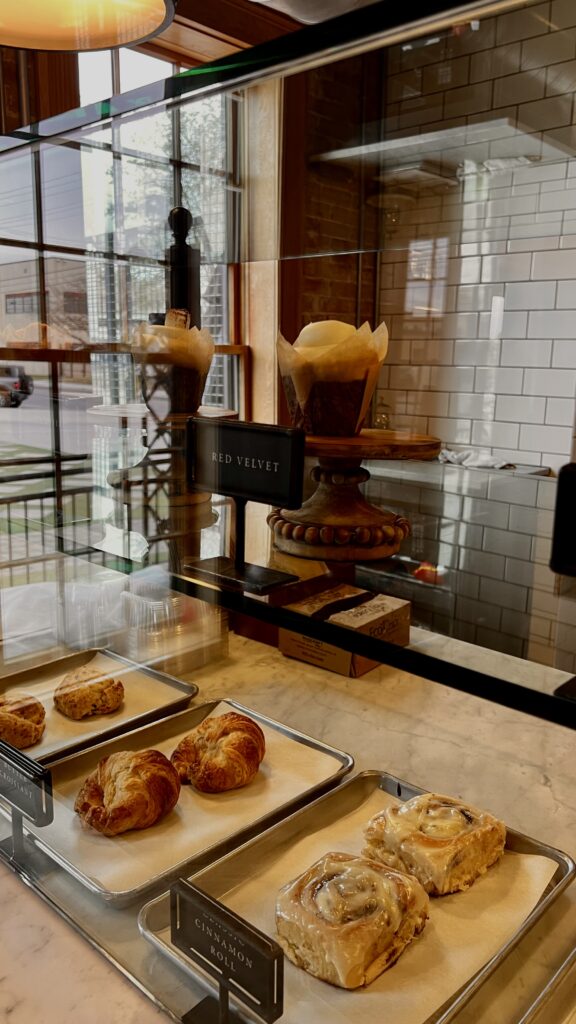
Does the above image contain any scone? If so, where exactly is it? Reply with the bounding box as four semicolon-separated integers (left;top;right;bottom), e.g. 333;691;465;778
0;692;46;749
276;851;428;989
363;793;506;895
54;666;124;720
74;749;181;836
171;712;266;792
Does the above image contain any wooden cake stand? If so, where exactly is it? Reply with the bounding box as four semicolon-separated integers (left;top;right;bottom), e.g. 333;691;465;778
267;429;441;561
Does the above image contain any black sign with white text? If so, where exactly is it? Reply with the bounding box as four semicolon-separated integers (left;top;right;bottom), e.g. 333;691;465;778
187;418;304;509
171;880;284;1023
0;741;53;826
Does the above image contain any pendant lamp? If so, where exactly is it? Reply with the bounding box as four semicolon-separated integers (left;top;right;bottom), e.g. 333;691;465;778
0;0;176;51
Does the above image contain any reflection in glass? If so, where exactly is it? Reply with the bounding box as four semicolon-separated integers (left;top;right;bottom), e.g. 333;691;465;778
0;151;36;243
0;247;41;342
41;144;114;250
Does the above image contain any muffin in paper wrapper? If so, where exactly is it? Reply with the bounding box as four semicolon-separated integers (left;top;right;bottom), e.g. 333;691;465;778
132;323;215;412
277;319;388;436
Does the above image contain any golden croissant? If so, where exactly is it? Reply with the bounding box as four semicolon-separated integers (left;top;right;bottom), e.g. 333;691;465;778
74;749;181;836
171;711;266;792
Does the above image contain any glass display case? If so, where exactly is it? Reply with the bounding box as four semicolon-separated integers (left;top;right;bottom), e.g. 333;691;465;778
1;2;576;1022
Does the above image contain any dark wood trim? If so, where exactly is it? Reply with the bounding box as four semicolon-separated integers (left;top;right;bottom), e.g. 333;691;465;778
0;47;79;129
277;72;308;425
27;51;79;124
0;48;23;132
150;0;301;65
172;0;301;47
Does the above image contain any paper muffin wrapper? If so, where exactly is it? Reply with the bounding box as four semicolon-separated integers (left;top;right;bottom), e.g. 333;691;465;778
278;320;388;436
132;324;214;373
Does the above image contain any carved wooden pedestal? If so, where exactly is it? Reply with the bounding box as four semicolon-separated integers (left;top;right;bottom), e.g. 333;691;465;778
267;429;441;562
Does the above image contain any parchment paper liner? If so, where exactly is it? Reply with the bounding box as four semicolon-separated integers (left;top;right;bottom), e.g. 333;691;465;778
277;320;389;436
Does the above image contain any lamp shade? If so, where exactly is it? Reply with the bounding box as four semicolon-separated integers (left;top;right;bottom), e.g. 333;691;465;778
0;0;175;51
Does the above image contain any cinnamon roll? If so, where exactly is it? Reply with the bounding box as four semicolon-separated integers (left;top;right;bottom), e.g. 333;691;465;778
275;851;428;989
363;793;506;896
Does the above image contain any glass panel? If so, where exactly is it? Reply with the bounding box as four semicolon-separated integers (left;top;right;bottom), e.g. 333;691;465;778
40;143;114;250
0;0;573;708
1;8;576;1024
117;155;173;259
117;107;174;160
83;255;125;342
0;150;36;243
180;94;228;172
119;48;173;92
43;252;90;345
0;245;41;340
78;51;113;107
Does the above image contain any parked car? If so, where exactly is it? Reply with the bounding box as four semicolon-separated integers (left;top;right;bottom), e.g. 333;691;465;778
0;365;34;407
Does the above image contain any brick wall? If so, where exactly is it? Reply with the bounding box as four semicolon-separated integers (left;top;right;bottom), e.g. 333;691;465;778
280;55;381;341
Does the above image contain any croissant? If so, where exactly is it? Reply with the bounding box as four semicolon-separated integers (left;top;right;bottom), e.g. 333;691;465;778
74;749;181;837
0;692;46;749
363;792;506;895
170;712;266;792
276;851;429;989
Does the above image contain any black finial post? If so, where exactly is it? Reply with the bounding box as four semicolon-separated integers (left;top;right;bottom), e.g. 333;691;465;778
166;206;201;327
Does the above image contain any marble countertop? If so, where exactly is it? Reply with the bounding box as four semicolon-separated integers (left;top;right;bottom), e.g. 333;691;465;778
1;634;575;1024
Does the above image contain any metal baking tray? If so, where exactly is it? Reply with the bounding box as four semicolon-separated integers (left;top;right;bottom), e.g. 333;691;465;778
516;947;576;1024
139;770;575;1024
19;699;353;905
0;648;197;764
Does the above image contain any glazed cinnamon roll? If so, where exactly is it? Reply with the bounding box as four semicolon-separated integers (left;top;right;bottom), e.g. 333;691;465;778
363;793;506;896
275;851;428;989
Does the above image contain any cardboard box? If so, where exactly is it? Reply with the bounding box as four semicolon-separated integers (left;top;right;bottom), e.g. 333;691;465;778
278;585;410;678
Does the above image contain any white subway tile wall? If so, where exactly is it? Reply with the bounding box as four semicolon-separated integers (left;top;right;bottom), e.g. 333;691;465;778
376;4;576;467
364;462;572;670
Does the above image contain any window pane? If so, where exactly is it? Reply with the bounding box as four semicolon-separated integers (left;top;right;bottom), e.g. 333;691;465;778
180;94;227;171
0;246;41;342
44;253;90;345
41;143;114;250
119;49;172;91
0;150;36;243
119;156;173;259
78;51;113;106
118;107;173;160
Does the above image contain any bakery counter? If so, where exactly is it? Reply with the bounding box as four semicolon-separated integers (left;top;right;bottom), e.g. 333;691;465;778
1;634;575;1024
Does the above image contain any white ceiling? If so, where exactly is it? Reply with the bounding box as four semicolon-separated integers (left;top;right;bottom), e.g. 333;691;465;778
246;0;381;24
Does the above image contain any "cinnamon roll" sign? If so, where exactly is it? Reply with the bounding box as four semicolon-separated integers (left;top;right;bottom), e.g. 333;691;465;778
171;879;284;1023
